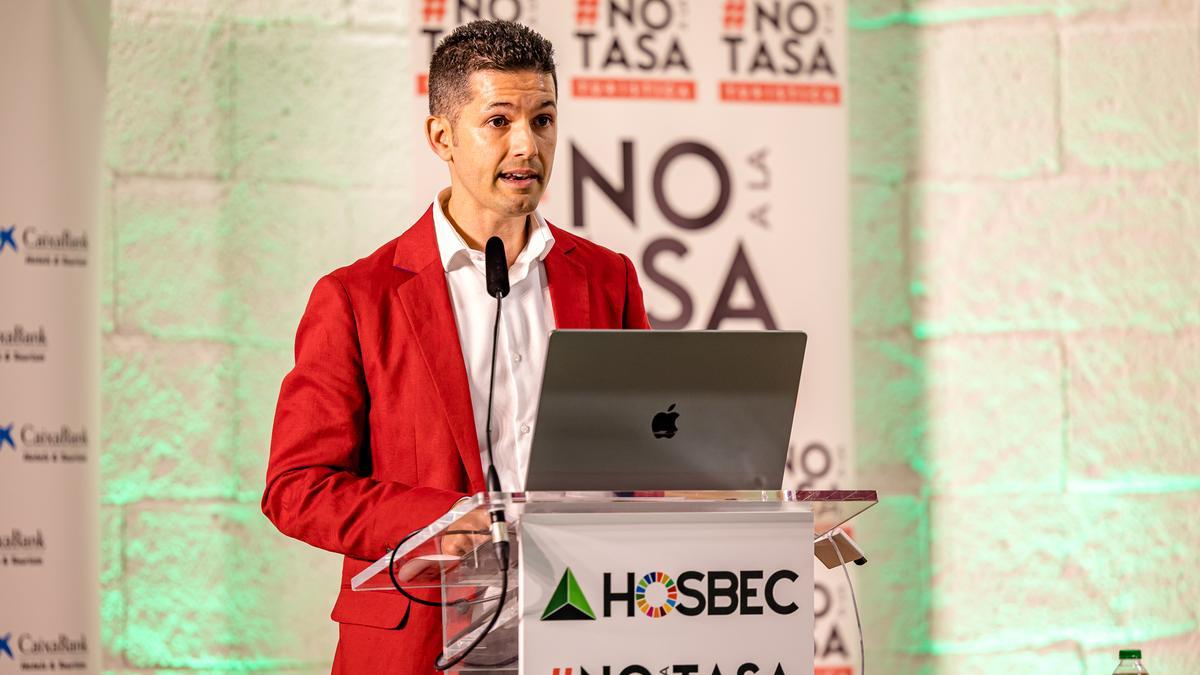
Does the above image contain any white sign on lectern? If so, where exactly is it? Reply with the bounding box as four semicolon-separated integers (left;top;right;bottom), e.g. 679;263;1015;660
520;510;815;675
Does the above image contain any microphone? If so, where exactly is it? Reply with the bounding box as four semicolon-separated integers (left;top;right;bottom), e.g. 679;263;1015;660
482;236;509;552
485;236;510;299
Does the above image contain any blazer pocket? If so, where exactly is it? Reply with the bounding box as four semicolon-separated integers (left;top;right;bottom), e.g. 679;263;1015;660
331;588;412;630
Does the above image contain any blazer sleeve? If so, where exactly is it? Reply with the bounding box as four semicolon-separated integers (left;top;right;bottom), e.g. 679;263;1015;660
620;253;652;329
261;274;464;562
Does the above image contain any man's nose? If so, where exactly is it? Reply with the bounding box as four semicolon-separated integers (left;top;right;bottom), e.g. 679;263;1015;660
508;121;538;159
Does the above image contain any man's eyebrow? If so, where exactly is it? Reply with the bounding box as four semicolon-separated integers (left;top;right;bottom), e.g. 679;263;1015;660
480;99;558;111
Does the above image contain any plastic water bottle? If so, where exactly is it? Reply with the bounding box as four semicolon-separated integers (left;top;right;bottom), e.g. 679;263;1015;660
1112;649;1149;674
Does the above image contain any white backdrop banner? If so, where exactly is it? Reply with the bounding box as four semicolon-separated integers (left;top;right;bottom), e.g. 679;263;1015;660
407;1;854;671
0;3;106;673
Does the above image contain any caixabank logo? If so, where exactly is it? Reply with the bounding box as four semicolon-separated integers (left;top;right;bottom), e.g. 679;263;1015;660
0;420;89;465
0;224;89;268
0;528;46;568
0;631;87;671
0;324;49;364
570;0;696;101
541;566;801;621
718;0;839;105
414;0;538;94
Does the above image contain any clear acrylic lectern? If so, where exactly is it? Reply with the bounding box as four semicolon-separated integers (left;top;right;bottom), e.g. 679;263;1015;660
351;489;877;673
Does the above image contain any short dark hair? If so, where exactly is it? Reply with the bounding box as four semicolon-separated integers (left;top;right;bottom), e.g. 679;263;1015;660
428;20;557;119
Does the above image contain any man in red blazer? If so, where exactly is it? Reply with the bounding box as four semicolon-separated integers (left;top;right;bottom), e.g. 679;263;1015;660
262;20;649;674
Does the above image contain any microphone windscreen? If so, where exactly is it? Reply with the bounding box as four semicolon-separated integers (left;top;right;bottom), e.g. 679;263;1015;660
485;236;510;298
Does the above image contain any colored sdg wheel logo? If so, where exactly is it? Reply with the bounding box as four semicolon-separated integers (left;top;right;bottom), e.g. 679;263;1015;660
635;571;678;618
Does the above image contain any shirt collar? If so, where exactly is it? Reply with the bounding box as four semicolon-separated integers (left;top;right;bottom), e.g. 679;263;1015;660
432;188;555;272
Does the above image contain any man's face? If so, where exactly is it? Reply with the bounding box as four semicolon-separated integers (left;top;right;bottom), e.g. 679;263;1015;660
437;69;557;220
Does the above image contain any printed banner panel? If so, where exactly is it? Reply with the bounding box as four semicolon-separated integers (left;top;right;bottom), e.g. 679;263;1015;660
406;2;855;671
520;510;815;675
0;3;104;673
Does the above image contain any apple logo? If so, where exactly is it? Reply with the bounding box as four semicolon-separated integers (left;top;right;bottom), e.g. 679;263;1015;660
651;404;680;439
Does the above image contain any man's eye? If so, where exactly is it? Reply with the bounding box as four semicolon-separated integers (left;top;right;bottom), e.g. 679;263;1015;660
535;115;554;127
488;117;508;128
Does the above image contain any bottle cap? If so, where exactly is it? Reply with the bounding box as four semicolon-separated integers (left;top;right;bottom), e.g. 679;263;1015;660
1119;649;1142;660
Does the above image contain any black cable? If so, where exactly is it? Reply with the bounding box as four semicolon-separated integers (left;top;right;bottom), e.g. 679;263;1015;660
383;296;506;615
464;653;520;669
432;291;512;670
385;529;497;609
484;294;503;494
385;534;515;668
387;529;454;608
434;541;511;671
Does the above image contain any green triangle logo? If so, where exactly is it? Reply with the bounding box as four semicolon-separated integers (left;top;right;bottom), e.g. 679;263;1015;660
540;567;596;621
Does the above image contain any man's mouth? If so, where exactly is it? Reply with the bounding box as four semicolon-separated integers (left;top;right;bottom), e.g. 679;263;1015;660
498;169;540;187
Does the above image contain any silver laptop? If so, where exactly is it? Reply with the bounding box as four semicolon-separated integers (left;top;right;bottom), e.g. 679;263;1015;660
524;330;807;492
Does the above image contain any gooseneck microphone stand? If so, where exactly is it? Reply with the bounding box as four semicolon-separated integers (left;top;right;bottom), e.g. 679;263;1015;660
480;235;512;549
433;235;512;671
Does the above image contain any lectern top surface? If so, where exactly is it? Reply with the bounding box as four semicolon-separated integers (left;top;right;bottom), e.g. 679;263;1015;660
351;489;877;592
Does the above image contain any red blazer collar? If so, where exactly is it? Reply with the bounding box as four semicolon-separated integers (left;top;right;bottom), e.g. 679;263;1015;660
391;205;439;274
543;224;589;329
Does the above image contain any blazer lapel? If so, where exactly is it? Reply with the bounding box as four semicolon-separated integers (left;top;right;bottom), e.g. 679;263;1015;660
544;229;591;329
392;210;486;493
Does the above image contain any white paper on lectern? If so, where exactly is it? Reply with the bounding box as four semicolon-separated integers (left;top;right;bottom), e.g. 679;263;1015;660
520;510;815;675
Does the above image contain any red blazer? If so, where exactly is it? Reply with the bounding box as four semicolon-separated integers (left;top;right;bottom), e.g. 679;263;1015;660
262;206;650;672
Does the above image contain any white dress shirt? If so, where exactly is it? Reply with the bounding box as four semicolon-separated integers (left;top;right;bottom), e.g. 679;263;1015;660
432;190;556;493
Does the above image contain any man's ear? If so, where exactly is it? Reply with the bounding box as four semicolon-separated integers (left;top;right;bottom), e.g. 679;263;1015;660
426;115;454;162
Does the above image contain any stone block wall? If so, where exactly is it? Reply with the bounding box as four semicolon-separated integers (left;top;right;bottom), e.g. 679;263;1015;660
851;0;1200;671
101;1;420;671
101;0;1199;671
